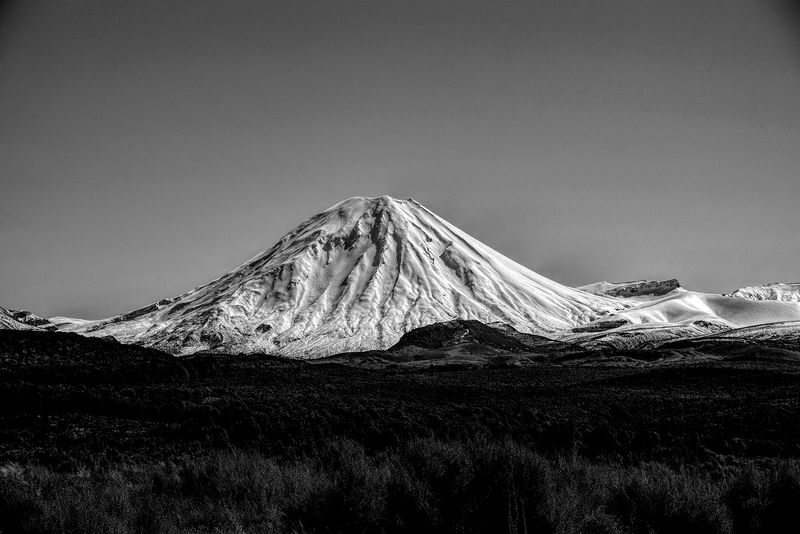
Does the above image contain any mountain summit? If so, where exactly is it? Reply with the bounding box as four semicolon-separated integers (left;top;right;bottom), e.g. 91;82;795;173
72;196;624;357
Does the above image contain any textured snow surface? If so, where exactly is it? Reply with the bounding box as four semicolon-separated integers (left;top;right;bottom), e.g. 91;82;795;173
557;320;734;351
697;321;800;348
726;283;800;303
577;279;680;300
613;289;800;328
0;308;43;331
48;316;95;331
559;288;800;350
70;196;626;357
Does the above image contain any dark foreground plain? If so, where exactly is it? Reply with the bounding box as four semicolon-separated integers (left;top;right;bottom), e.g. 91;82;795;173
2;330;800;533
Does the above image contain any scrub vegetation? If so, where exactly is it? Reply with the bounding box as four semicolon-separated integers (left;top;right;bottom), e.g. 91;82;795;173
2;330;800;533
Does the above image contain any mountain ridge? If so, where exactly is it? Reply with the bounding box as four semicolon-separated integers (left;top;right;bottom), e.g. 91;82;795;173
6;196;800;359
0;307;56;331
726;282;800;302
63;196;625;357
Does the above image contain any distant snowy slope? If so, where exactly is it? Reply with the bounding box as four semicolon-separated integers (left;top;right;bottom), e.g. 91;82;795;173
578;279;680;300
0;308;43;330
601;288;800;328
726;283;800;303
70;196;626;357
693;320;800;349
617;290;800;327
557;320;733;351
560;287;800;350
49;316;96;332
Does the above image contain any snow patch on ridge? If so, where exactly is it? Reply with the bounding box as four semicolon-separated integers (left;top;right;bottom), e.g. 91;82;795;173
726;283;800;303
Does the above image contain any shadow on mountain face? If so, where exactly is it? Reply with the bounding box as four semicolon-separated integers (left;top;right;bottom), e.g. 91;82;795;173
313;320;590;368
312;319;800;369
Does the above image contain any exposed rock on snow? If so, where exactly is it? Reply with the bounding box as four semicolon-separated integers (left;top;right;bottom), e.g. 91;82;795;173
577;279;680;299
558;319;734;351
1;308;39;331
726;283;800;303
0;308;56;331
671;320;800;350
68;196;626;357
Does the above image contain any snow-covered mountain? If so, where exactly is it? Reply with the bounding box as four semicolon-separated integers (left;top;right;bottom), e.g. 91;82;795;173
726;283;800;303
69;196;626;357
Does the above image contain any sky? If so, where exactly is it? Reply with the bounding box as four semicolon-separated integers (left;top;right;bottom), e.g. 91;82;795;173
1;0;799;319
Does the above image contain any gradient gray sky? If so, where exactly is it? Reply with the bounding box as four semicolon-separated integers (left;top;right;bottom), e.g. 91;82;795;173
1;0;799;318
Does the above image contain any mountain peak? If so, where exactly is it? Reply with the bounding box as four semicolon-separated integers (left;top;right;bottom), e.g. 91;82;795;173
322;196;425;224
334;194;405;203
74;197;625;357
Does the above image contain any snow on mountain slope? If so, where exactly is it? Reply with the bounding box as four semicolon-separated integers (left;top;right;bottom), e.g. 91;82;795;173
612;289;800;327
49;316;96;332
1;308;43;330
71;196;626;357
557;319;733;351
577;279;681;300
682;321;800;349
726;283;800;303
558;287;800;350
